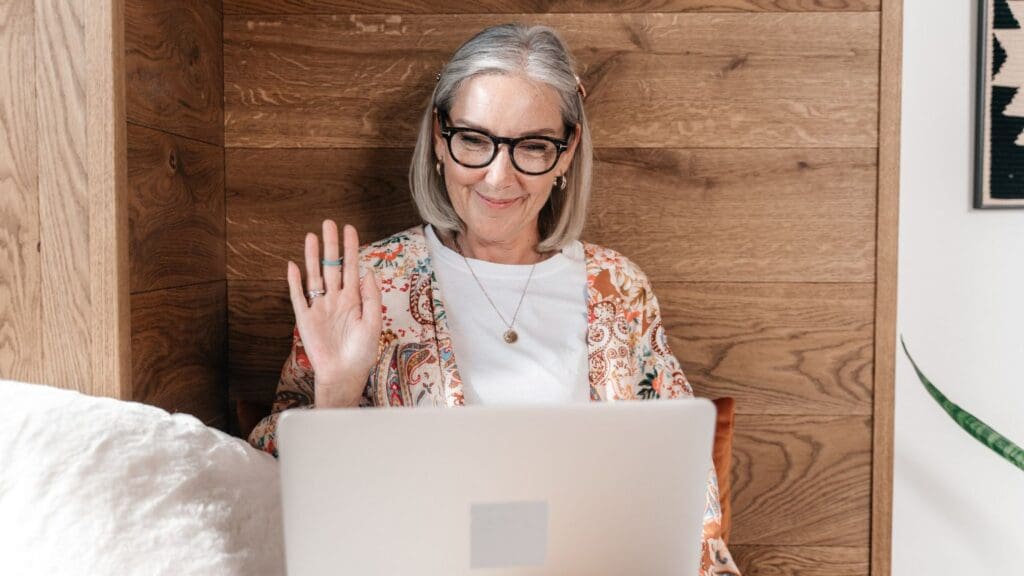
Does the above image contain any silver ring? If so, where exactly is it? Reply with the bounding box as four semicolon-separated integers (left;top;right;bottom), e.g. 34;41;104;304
306;289;326;299
321;258;343;267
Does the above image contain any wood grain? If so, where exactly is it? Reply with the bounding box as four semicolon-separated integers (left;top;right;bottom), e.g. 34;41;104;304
128;122;225;293
227;279;291;402
225;147;421;280
225;0;881;15
4;0;128;396
659;282;875;416
224;13;879;148
125;0;224;146
225;13;878;57
729;545;868;576
124;0;224;411
871;0;902;574
0;0;41;383
35;0;92;392
226;51;876;104
87;0;131;399
730;414;871;546
226;147;876;283
586;148;877;283
131;280;227;428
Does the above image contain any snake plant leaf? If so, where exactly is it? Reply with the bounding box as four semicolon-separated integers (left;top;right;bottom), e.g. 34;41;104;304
901;337;1024;473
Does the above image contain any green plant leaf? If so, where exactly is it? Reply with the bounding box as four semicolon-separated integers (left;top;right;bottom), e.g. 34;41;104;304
901;337;1024;473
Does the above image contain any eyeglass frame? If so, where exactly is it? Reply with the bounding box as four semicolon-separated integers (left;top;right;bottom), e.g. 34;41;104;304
436;110;574;176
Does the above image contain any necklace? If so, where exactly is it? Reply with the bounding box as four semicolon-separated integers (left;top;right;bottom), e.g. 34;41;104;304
452;233;538;344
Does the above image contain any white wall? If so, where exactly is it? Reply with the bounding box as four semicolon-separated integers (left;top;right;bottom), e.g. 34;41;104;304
894;1;1024;572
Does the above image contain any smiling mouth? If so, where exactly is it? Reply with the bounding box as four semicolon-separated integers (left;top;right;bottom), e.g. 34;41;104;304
476;191;521;208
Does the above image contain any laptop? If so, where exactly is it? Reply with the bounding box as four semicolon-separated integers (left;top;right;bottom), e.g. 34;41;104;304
277;399;716;576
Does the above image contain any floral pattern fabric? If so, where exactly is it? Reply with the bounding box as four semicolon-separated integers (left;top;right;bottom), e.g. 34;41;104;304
248;225;741;575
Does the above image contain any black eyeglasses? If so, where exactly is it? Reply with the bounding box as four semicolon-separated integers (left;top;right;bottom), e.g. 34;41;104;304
438;113;572;176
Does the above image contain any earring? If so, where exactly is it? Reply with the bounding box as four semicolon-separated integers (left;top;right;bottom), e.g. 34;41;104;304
435;161;442;176
557;175;568;191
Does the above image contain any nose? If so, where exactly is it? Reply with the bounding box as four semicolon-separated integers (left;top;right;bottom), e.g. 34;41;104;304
484;143;517;189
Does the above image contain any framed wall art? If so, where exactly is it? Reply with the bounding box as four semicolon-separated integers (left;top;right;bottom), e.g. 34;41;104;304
976;0;1024;208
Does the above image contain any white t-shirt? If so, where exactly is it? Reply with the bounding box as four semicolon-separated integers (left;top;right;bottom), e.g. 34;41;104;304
424;225;590;405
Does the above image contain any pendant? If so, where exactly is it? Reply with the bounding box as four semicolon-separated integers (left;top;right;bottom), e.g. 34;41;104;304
503;329;518;344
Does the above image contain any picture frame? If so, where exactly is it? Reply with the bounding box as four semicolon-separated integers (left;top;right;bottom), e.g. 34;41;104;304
976;0;1024;208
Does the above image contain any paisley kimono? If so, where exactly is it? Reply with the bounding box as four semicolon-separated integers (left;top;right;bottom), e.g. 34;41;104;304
249;225;741;575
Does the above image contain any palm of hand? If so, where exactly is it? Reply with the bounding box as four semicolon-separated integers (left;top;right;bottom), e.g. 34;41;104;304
286;220;382;407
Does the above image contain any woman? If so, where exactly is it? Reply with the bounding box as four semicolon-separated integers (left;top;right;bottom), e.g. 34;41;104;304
248;23;741;576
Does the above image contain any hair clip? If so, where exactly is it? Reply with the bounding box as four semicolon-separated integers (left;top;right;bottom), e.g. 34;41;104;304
574;73;588;102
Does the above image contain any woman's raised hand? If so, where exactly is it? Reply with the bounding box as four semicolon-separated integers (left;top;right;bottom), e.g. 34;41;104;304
286;220;382;408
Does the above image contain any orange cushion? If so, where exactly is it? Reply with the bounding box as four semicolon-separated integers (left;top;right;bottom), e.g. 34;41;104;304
711;397;736;544
234;400;272;440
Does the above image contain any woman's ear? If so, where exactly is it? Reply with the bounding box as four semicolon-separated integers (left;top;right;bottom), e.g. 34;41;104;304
569;122;581;155
558;122;582;173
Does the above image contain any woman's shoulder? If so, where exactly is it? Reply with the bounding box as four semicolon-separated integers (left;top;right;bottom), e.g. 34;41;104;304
581;240;651;284
580;240;655;306
357;224;428;272
361;224;426;251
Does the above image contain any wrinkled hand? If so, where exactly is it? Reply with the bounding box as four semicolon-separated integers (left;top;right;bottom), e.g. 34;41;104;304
286;220;382;408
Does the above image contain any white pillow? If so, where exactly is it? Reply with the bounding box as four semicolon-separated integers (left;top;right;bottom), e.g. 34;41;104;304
0;380;284;576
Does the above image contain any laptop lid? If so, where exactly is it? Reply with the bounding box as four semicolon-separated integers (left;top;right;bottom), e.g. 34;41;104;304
278;399;715;576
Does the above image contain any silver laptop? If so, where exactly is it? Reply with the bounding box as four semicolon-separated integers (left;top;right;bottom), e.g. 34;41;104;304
277;399;716;576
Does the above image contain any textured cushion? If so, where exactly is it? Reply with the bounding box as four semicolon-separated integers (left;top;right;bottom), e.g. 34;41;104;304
711;396;736;544
0;380;285;576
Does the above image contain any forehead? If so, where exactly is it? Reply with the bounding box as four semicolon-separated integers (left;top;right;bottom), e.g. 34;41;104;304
448;73;564;136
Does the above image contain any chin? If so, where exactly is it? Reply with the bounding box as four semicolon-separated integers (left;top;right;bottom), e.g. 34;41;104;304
466;221;516;240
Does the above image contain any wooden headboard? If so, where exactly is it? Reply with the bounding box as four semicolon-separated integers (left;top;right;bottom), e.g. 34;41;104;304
217;4;901;575
1;1;899;574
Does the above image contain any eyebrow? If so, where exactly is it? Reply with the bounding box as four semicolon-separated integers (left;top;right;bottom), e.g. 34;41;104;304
450;117;562;138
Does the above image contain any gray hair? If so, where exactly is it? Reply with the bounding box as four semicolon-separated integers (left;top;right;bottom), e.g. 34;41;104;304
408;23;593;253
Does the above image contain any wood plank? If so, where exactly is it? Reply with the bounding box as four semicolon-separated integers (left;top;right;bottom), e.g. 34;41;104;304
131;281;227;428
35;0;92;392
586;148;877;283
125;0;223;146
86;0;131;400
0;0;41;383
224;13;879;148
225;13;879;56
871;1;902;575
729;545;868;576
228;279;291;402
226;147;877;283
225;147;421;280
588;99;876;150
128;123;226;292
730;414;871;546
226;51;877;105
225;0;881;15
659;282;875;416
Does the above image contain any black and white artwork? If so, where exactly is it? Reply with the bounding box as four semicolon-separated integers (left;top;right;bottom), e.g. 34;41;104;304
977;0;1024;208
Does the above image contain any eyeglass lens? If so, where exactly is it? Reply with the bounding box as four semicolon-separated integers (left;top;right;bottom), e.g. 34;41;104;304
450;131;559;174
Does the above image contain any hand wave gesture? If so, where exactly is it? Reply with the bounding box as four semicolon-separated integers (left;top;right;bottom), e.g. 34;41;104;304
286;220;382;408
